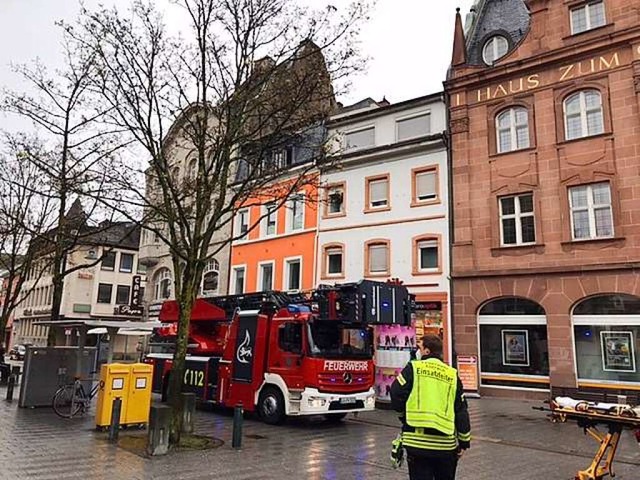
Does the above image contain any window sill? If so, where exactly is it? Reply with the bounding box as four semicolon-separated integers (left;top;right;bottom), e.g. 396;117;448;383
321;212;347;219
364;206;391;214
562;23;614;44
489;145;537;159
490;243;545;257
320;273;346;280
412;269;443;276
556;131;612;146
410;199;440;208
561;236;625;250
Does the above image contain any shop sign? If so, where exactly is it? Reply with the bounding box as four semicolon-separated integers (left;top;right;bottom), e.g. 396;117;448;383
457;355;479;395
131;276;142;306
115;304;144;317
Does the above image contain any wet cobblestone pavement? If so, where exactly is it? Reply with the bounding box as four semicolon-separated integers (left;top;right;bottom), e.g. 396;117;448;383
0;388;638;479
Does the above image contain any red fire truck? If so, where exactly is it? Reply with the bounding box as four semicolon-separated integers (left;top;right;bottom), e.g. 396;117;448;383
145;280;412;424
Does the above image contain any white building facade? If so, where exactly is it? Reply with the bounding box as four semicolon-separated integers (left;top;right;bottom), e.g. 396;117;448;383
14;225;146;358
317;94;451;397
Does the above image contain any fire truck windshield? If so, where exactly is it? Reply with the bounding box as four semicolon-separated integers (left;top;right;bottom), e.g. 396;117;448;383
307;321;372;359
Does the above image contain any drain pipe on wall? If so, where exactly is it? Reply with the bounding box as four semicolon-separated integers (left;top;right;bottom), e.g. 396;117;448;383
443;90;457;369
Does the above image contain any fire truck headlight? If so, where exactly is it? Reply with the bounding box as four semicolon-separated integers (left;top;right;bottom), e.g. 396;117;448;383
308;397;327;408
366;395;375;406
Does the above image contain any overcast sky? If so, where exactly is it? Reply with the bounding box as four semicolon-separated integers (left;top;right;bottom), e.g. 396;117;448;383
0;0;475;133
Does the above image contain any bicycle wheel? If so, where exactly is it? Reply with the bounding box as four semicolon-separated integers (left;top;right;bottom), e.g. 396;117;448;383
52;384;83;418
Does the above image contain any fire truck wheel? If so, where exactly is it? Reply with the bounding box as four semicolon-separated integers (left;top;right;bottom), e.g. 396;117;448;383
258;387;285;425
324;413;347;423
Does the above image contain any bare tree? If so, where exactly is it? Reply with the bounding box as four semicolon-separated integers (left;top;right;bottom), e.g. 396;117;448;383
0;142;56;340
70;0;368;444
1;29;132;342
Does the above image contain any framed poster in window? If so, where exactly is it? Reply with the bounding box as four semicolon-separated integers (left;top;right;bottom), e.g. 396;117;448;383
600;331;636;372
501;330;529;367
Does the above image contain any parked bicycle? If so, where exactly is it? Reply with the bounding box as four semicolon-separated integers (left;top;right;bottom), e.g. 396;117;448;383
52;375;102;418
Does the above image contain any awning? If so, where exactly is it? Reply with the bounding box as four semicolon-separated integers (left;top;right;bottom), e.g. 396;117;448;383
34;319;162;331
118;329;153;336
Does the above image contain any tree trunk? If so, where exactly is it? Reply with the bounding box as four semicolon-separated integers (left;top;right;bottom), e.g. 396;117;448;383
167;285;194;446
47;267;65;346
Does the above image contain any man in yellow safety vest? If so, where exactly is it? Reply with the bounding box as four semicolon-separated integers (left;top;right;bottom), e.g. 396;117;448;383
390;334;471;480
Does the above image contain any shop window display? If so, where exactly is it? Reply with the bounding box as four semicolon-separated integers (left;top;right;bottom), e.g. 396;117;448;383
374;301;444;402
573;294;640;383
478;297;549;390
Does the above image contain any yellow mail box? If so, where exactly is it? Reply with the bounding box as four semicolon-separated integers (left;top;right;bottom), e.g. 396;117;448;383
95;363;130;428
123;363;153;425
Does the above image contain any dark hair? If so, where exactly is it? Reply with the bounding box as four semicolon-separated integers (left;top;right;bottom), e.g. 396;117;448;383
421;334;443;356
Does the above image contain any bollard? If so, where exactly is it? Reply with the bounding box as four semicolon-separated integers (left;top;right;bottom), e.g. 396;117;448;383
147;404;171;456
108;397;122;443
232;403;243;450
5;374;15;402
180;393;196;434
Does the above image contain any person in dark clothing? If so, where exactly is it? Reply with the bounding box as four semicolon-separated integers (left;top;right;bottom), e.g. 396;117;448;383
390;334;471;480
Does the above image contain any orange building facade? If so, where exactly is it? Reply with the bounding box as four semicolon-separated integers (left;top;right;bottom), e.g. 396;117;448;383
230;182;319;295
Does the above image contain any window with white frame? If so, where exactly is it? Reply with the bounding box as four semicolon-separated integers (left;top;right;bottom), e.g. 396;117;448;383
482;35;509;65
417;239;439;271
287;193;305;231
263;202;277;236
344;127;375;151
232;266;246;294
367;176;389;210
325;246;344;276
499;193;536;246
367;242;389;275
496;107;530;153
413;168;438;203
154;268;172;300
258;262;274;291
326;185;345;216
236;208;249;240
571;1;606;35
284;258;301;291
569;182;613;240
202;259;220;296
397;113;430;142
564;90;604;140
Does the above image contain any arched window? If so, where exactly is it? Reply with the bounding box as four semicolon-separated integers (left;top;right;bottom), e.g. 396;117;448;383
483;35;509;65
478;297;549;389
322;244;344;279
201;259;220;296
573;294;640;383
364;239;390;277
496;107;530;153
564;89;604;140
574;294;640;316
479;297;545;315
188;158;197;181
154;268;172;300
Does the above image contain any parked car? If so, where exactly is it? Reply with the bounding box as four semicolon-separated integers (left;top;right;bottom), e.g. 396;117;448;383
9;344;30;361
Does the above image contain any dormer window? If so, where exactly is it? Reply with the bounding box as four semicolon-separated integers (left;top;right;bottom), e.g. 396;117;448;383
482;35;509;65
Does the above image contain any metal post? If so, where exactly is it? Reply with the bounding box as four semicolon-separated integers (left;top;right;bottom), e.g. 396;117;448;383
232;403;243;449
180;392;196;434
108;397;122;443
5;374;15;402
